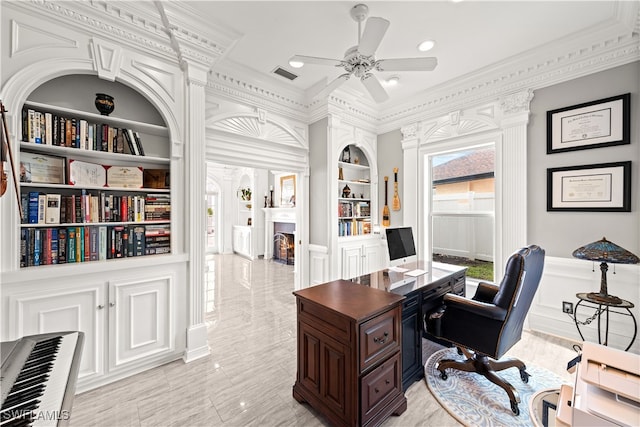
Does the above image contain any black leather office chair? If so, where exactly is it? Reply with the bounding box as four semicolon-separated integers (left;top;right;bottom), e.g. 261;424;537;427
433;245;545;415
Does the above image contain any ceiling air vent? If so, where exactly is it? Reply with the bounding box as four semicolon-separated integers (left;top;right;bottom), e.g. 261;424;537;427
272;67;298;81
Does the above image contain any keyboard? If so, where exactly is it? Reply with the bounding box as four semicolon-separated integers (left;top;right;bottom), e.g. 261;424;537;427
1;331;84;426
404;269;427;277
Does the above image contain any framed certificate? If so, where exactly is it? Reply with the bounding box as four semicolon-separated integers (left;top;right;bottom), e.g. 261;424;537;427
547;93;630;154
68;159;106;186
20;151;66;184
547;161;631;212
105;165;143;188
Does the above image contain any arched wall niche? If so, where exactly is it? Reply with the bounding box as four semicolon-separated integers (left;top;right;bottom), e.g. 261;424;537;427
2;59;182;152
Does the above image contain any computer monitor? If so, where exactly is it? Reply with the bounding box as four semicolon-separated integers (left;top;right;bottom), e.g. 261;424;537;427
385;227;417;267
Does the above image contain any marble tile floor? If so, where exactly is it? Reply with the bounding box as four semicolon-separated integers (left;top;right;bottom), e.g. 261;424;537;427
70;254;579;427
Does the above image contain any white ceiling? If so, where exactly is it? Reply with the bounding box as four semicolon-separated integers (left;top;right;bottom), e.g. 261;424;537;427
182;1;618;107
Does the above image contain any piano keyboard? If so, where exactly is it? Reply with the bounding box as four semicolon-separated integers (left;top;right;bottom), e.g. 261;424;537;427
1;332;83;427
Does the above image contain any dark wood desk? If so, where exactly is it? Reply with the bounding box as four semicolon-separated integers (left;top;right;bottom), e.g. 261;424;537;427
349;261;467;391
292;262;466;426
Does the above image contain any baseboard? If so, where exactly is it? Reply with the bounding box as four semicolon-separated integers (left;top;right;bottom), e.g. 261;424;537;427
183;323;209;363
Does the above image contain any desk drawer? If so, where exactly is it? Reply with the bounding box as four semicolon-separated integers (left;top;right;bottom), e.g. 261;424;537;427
359;307;400;371
360;351;401;425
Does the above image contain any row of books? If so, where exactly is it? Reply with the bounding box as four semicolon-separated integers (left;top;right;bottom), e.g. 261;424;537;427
338;201;371;218
22;107;145;155
338;218;372;237
20;224;171;267
22;191;171;225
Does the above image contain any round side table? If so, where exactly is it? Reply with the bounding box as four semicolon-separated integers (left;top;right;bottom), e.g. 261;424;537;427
573;293;637;351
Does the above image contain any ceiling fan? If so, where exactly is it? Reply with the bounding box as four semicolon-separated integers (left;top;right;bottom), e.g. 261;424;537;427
289;3;437;103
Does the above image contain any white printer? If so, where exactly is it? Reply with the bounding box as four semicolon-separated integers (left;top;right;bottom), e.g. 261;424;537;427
557;341;640;426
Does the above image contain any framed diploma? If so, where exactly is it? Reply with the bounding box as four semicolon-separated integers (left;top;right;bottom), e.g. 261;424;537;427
547;93;630;154
547;161;631;212
105;165;143;188
20;151;66;184
68;159;107;186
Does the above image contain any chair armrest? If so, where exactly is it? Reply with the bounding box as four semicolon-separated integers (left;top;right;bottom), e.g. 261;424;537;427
473;282;500;303
443;293;508;321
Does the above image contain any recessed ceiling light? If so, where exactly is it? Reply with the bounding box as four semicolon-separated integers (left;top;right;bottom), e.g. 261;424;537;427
386;76;400;86
289;59;304;68
417;40;435;52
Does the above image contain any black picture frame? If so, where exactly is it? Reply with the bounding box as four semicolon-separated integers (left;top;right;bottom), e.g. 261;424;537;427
547;161;631;212
546;93;630;154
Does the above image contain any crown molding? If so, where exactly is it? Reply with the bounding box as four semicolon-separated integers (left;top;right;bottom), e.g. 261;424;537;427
7;0;180;63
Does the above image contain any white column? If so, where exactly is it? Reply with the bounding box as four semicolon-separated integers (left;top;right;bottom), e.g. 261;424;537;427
401;123;420;252
496;90;534;275
183;64;209;362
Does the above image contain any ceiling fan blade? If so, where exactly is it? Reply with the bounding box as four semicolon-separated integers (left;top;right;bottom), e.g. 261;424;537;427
376;57;438;72
361;74;389;103
290;54;343;67
312;74;351;100
358;17;390;57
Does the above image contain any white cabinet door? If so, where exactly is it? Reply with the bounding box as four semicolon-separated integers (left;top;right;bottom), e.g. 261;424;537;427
109;275;172;371
10;285;106;381
342;246;363;279
362;242;381;275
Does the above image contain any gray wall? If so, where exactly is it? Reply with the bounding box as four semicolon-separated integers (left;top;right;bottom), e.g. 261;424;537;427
309;118;328;246
377;129;404;228
528;61;639;258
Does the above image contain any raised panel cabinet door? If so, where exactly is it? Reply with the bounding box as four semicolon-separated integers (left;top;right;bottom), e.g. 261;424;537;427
401;297;421;390
342;246;362;279
362;242;381;275
109;275;173;371
10;285;106;381
320;338;351;422
298;322;321;393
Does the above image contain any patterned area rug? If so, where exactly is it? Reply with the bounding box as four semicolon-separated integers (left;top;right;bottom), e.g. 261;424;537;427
425;348;565;426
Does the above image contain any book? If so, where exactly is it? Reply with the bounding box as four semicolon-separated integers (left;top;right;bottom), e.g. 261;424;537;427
45;193;61;224
33;228;42;266
58;227;67;264
89;226;98;261
50;228;59;265
37;194;46;224
133;131;145;156
76;226;84;262
67;227;76;263
44;112;53;145
98;226;107;260
28;191;40;224
20;228;29;267
124;129;139;155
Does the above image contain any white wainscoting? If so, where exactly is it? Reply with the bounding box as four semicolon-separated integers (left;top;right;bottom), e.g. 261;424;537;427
308;244;329;286
528;256;639;354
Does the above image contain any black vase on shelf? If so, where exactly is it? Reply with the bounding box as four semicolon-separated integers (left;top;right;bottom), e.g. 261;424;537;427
95;93;115;116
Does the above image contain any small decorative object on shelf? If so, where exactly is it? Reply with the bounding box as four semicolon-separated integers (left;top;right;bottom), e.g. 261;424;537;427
239;187;251;201
338;167;344;180
341;146;351;163
94;93;115;116
342;184;351;198
264;194;268;208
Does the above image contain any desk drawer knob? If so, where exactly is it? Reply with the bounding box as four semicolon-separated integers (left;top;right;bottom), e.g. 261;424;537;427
374;332;389;344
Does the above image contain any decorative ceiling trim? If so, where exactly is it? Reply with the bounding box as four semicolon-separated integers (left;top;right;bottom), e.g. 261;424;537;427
207;114;306;149
89;37;123;82
11;0;178;62
11;19;78;57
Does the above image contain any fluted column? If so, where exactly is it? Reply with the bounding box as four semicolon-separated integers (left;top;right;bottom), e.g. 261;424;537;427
496;90;534;275
184;64;209;362
400;123;420;251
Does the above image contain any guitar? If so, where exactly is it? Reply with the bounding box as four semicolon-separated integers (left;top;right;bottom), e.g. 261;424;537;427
392;167;400;211
382;176;390;227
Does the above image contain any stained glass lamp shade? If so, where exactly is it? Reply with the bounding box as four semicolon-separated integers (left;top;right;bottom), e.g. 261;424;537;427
572;237;639;304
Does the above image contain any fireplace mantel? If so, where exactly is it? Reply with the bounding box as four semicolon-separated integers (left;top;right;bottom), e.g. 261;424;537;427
263;208;296;259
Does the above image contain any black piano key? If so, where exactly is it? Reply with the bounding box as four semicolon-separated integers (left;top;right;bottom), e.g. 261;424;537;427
2;385;43;411
11;372;49;388
33;337;60;349
22;354;56;371
14;363;52;382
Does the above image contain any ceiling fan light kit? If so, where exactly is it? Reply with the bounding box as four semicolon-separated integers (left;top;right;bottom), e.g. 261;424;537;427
418;39;436;52
290;3;438;103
